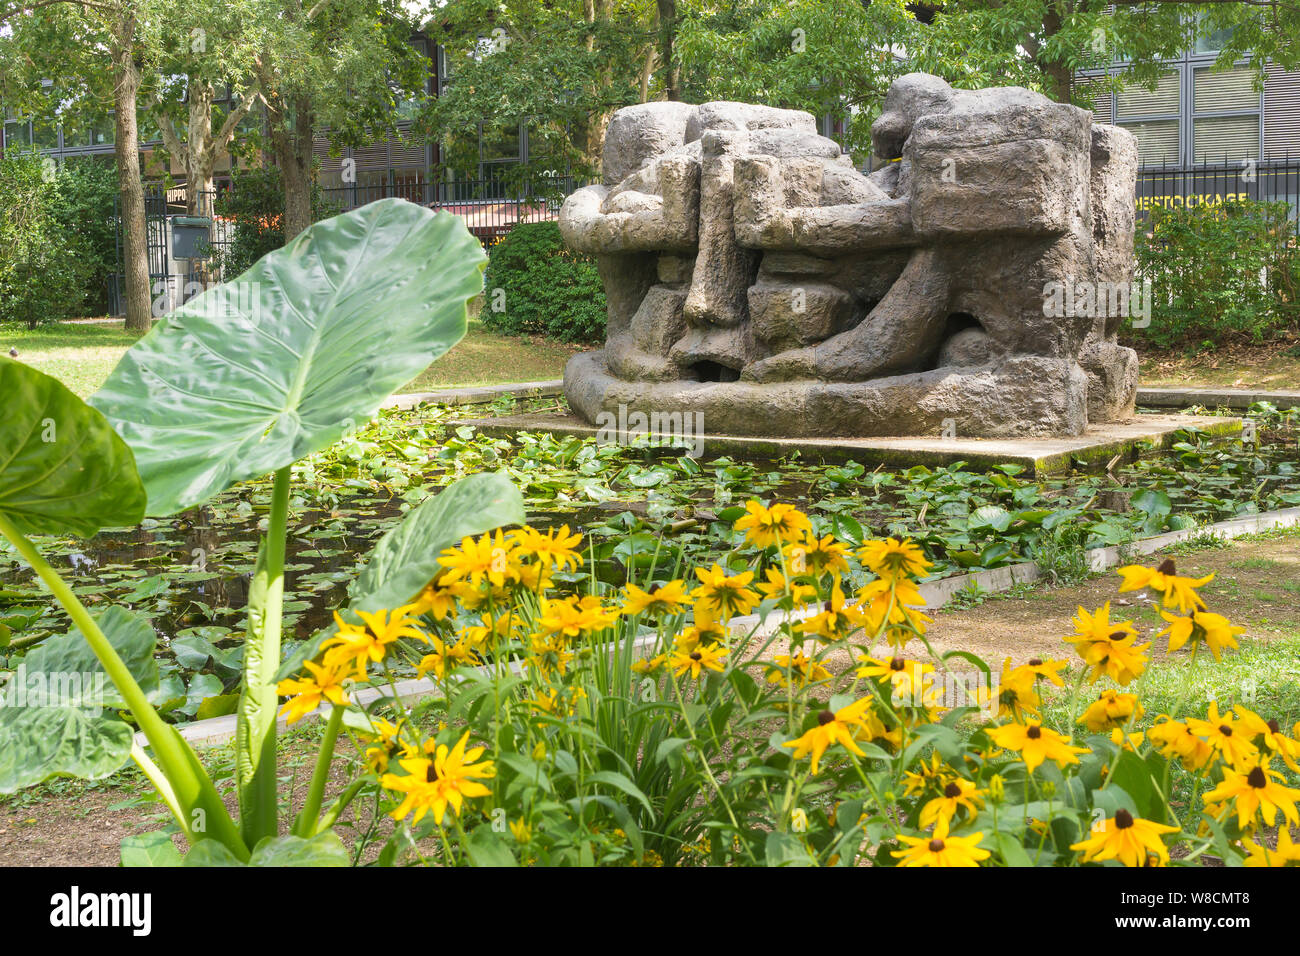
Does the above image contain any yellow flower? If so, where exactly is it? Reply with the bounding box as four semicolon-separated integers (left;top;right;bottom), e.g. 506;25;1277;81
415;637;475;681
1235;706;1300;773
796;581;865;644
997;657;1041;721
438;530;517;589
360;718;406;773
276;659;350;724
783;697;875;774
410;576;459;620
1243;826;1300;867
857;577;932;649
381;730;496;826
733;500;811;549
1157;610;1243;660
783;533;851;578
902;752;954;797
765;651;832;689
859;537;931;582
1078;689;1144;733
1202;758;1300;830
757;567;817;606
509;819;532;844
631;653;666;675
510;524;583;572
1071;808;1180;867
1147;715;1214;771
691;564;759;620
1064;603;1149;685
668;641;727;680
919;778;985;828
537;594;620;640
321;606;423;676
1186;701;1259;770
985;720;1089;773
621;579;689;617
891;816;990;867
1116;558;1213;613
1018;656;1069;686
856;654;935;707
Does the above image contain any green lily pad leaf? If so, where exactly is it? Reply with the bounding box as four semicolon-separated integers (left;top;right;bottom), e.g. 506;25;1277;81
275;472;524;681
0;357;146;537
90;200;487;515
0;706;133;793
121;830;185;867
9;606;159;710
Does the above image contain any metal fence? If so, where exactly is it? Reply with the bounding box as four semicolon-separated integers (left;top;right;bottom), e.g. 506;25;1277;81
1136;155;1300;236
112;175;580;314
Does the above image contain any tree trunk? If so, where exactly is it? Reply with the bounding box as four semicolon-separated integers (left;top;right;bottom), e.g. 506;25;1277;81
186;82;215;217
656;0;678;100
111;11;151;331
1039;6;1073;104
271;95;314;241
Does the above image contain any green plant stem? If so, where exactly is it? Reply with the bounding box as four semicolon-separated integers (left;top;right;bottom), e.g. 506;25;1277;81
293;703;345;837
236;464;293;846
0;513;248;859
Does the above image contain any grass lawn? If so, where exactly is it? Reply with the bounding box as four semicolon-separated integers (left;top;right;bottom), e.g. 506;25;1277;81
1136;338;1300;391
2;318;579;398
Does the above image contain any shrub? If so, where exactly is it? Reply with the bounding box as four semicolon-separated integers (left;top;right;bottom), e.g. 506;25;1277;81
0;152;96;327
1133;199;1300;349
213;166;340;278
481;221;606;342
47;156;119;316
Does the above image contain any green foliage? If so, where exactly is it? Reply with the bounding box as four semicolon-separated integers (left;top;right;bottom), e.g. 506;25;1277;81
481;221;606;343
0;153;95;327
212;166;341;278
1134;200;1300;349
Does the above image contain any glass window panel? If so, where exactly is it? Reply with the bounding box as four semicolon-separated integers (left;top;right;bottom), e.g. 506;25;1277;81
1194;67;1259;113
1193;116;1260;163
1116;72;1180;118
1118;119;1180;165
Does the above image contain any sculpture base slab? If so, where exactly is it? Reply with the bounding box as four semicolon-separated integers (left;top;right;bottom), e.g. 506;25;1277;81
460;411;1242;477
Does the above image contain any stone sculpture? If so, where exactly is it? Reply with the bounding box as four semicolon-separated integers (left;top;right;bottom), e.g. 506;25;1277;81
560;73;1140;438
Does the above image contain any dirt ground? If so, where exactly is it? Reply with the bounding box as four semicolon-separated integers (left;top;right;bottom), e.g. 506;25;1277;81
1137;339;1300;391
2;536;1295;866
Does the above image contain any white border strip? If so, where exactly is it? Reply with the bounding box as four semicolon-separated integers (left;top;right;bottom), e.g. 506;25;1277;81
148;505;1300;749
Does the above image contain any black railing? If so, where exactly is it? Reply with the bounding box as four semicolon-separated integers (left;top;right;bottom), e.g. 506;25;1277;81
1137;155;1300;236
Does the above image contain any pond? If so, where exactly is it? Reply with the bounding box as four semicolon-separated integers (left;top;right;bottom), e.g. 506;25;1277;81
2;396;1297;723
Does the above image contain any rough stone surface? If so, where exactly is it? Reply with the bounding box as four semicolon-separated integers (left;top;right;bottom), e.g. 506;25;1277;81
559;77;1141;438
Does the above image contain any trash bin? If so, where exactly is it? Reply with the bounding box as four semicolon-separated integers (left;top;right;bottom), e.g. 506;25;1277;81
171;216;213;260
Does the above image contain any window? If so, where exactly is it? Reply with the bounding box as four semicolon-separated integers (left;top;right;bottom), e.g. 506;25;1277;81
1116;72;1181;165
1191;66;1260;162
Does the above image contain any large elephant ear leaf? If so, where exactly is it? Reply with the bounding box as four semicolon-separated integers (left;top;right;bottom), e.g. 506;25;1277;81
0;357;146;537
90;199;487;516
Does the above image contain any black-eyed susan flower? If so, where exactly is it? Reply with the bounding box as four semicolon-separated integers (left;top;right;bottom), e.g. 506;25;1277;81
891;816;990;867
1235;706;1300;773
439;530;518;589
1186;701;1259;770
902;751;955;797
1019;656;1068;686
783;697;875;774
1064;603;1150;685
510;524;583;572
1157;610;1243;661
765;651;832;689
1079;689;1144;733
691;563;759;620
857;577;933;649
669;641;727;680
1070;808;1180;867
410;575;459;620
1117;558;1213;614
276;659;350;724
859;537;931;582
1147;715;1214;771
856;654;935;707
757;566;817;606
997;657;1041;721
734;500;812;549
796;582;865;644
985;720;1089;773
920;777;985;828
381;730;496;826
415;636;475;681
1243;826;1300;867
621;579;689;617
1201;757;1300;830
783;533;851;579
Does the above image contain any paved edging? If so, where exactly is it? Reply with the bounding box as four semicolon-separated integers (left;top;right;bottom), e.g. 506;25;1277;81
151;505;1300;749
383;379;564;410
1138;386;1300;411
